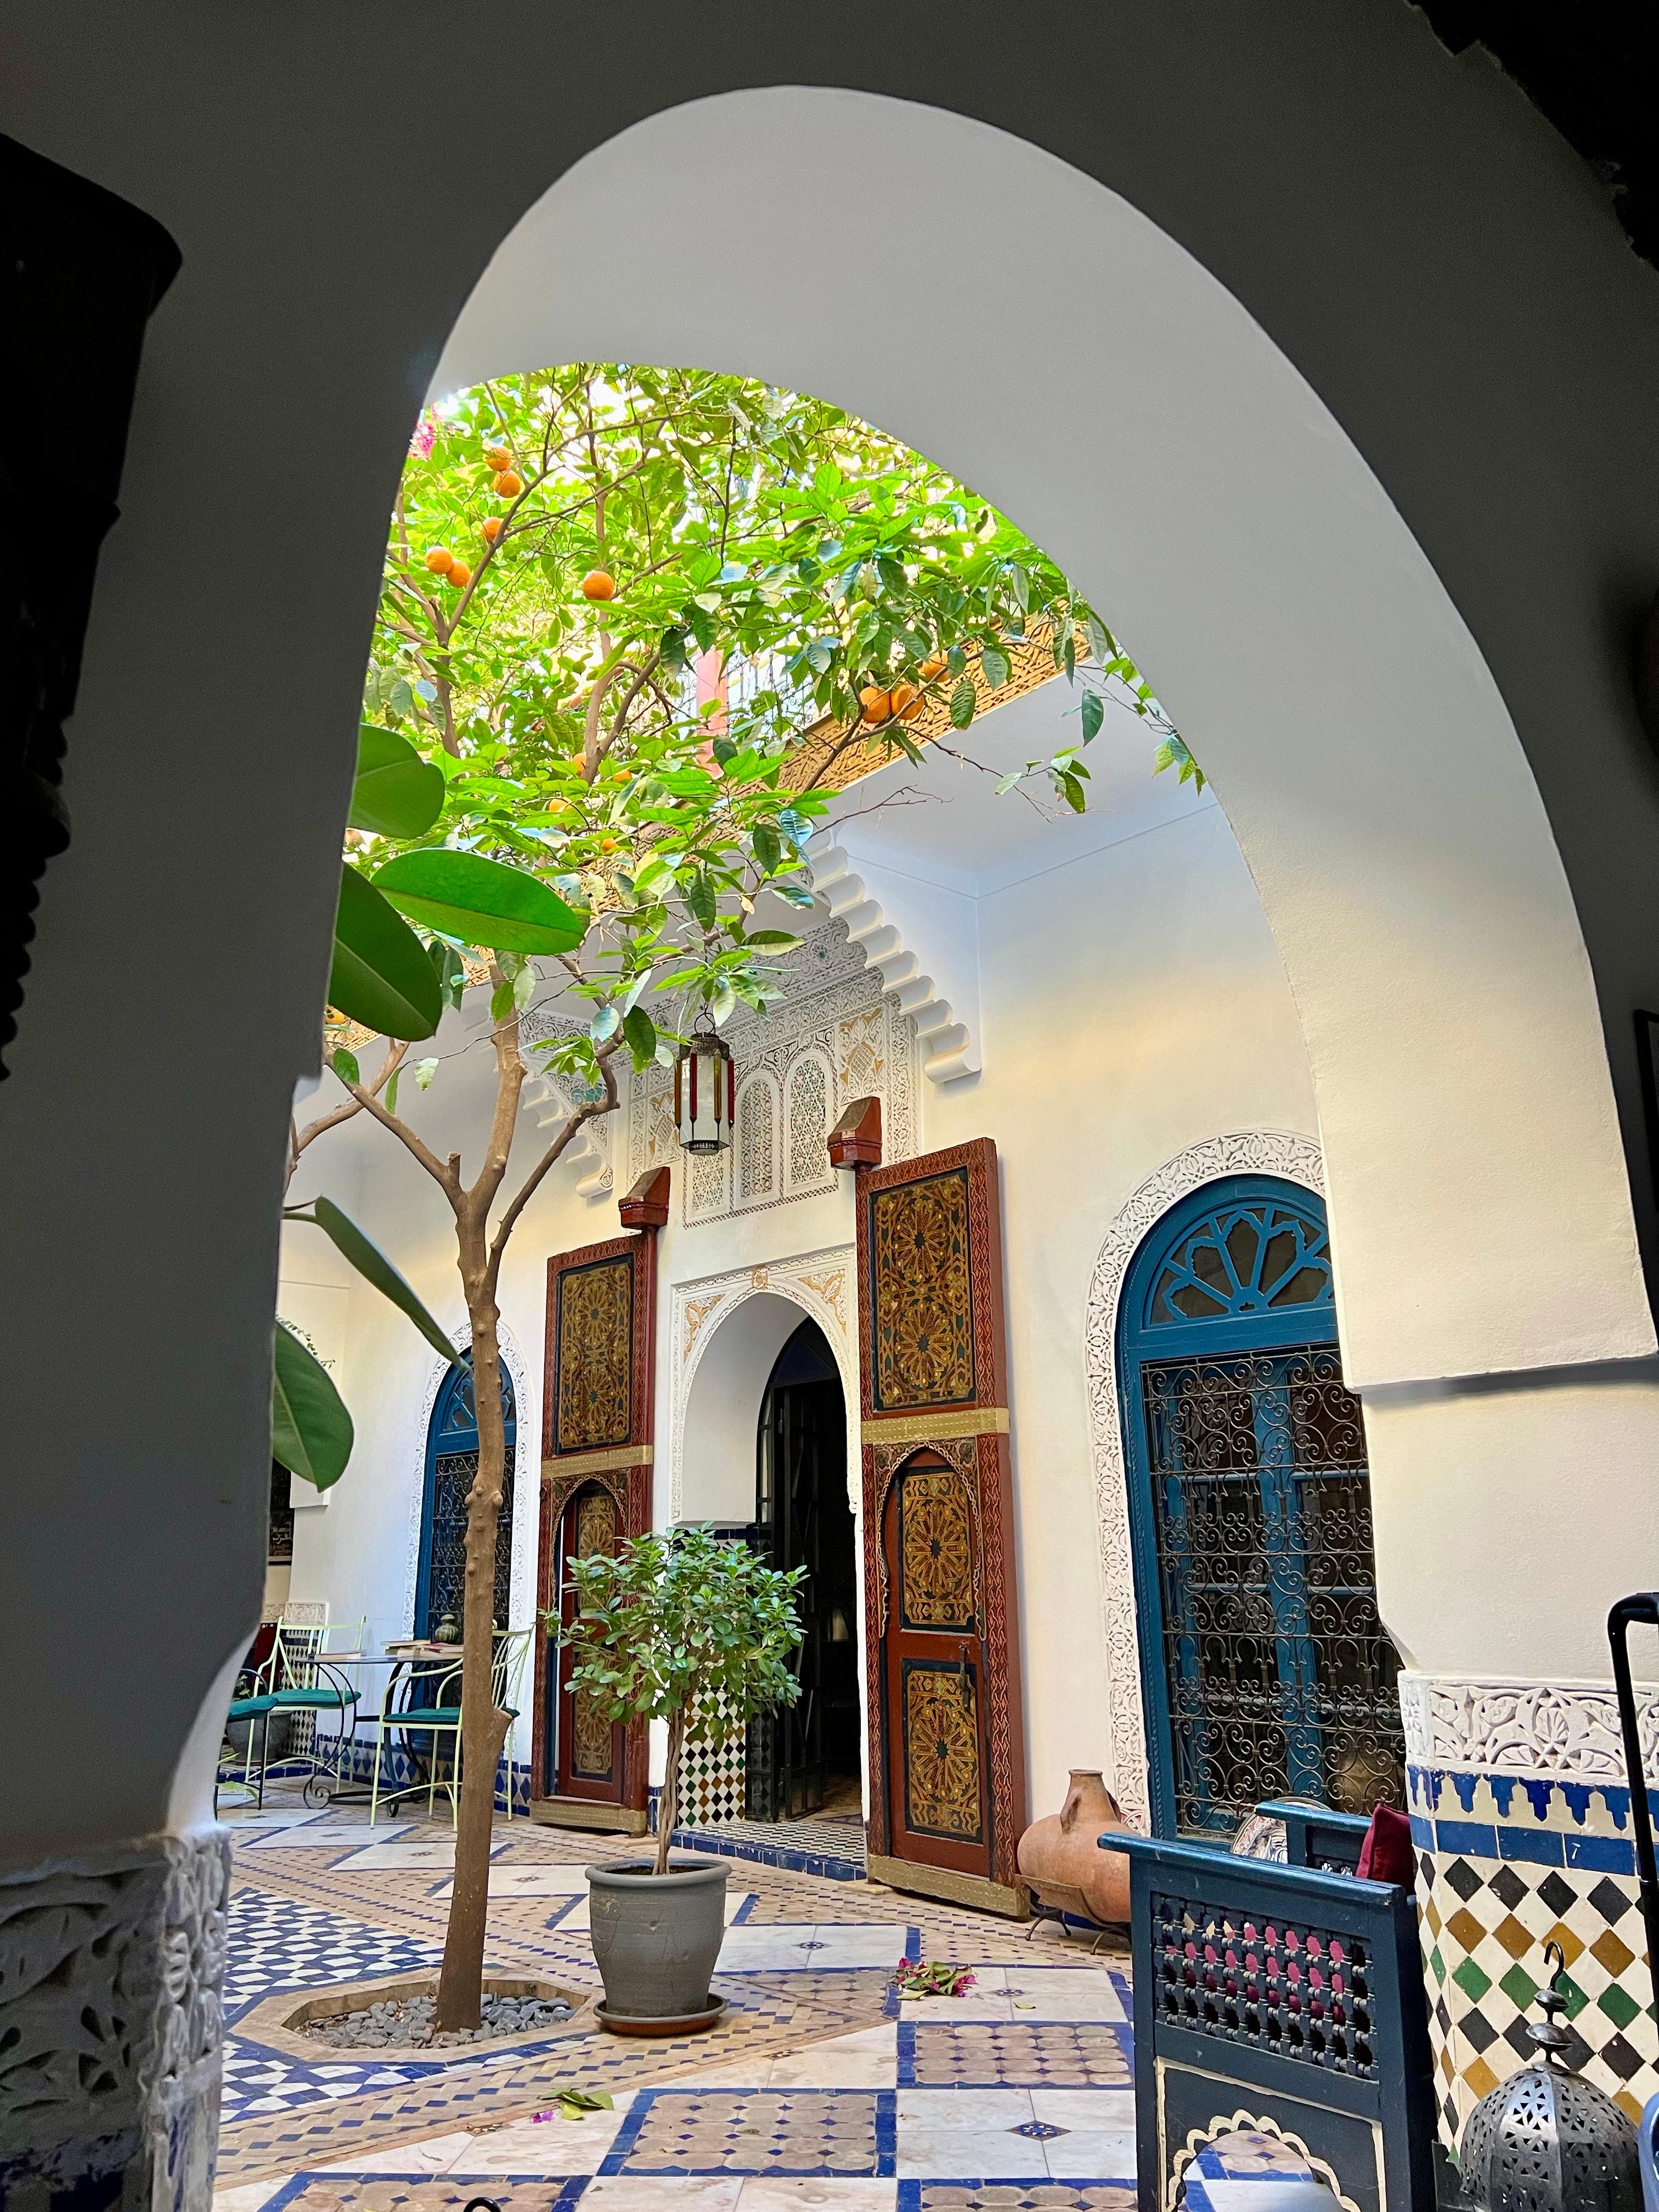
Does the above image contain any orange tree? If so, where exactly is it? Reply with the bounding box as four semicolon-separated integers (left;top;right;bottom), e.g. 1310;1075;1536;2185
291;363;1171;2027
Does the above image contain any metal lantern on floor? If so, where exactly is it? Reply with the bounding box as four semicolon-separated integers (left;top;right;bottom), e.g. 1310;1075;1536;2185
674;1025;735;1155
1459;1943;1639;2212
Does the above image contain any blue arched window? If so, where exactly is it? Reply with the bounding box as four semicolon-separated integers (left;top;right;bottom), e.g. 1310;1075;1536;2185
414;1359;517;1639
1117;1175;1403;1839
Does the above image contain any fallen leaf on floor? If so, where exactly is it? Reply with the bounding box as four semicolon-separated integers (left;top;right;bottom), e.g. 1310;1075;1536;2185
893;1957;977;1998
534;2089;614;2120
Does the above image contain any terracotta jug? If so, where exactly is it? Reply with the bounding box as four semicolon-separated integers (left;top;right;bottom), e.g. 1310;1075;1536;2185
1016;1768;1132;1926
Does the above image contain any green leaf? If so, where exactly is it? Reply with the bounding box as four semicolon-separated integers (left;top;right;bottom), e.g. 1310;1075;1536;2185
272;1321;353;1491
1080;691;1104;743
330;1046;360;1089
413;1057;439;1089
1007;562;1030;612
348;724;445;839
282;1195;460;1368
554;2090;614;2120
428;936;466;1010
622;1007;657;1065
686;873;718;930
753;823;781;874
514;962;537;1010
1085;613;1115;665
745;930;799;947
980;645;1010;691
330;867;443;1041
490;978;515;1021
949;677;977;730
374;850;584;956
385;1066;400;1116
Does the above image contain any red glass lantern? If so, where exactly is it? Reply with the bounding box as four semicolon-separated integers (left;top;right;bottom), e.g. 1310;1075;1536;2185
673;1027;735;1155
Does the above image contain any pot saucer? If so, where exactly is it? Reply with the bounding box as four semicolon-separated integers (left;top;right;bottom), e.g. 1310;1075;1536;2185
595;1995;726;2036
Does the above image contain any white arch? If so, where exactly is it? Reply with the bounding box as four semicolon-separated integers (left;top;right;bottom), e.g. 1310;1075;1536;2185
431;86;1649;1393
673;1272;859;1525
1082;1132;1327;1829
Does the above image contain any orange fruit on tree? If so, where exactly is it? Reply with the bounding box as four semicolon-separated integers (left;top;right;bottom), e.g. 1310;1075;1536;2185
859;685;892;724
448;561;472;589
424;547;454;575
919;652;947;680
599;837;618;853
494;470;523;498
484;445;512;470
481;516;503;543
581;569;616;601
890;681;922;721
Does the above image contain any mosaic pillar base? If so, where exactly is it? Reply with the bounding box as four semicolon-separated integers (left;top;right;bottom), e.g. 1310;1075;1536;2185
1401;1671;1659;2149
0;1830;230;2211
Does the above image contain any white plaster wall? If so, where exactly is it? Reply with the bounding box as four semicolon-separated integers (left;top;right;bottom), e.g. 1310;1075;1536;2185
923;801;1320;1819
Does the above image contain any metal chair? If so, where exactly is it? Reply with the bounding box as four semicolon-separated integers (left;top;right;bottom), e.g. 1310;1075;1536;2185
266;1613;366;1804
368;1627;532;1826
1640;2089;1659;2212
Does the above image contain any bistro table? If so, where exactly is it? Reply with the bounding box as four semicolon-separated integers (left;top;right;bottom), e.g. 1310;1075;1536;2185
301;1643;461;1811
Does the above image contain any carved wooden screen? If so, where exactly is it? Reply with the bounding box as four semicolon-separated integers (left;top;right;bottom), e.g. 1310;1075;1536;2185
532;1229;658;1826
856;1137;1028;1914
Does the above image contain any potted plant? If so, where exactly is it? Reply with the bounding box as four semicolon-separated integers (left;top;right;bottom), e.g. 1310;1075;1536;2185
552;1522;804;2033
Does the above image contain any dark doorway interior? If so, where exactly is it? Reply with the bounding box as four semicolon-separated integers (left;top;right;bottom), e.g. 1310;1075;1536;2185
749;1318;860;1821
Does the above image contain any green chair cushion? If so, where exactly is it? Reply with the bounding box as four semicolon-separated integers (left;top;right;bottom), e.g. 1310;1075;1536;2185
394;1705;518;1728
272;1686;357;1709
228;1696;278;1719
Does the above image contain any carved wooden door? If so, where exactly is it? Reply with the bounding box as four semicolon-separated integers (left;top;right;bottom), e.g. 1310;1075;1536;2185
551;1480;627;1802
532;1223;659;1831
856;1138;1028;1914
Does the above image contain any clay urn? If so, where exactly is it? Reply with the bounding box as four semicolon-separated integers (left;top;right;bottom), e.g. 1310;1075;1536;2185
1017;1769;1132;1926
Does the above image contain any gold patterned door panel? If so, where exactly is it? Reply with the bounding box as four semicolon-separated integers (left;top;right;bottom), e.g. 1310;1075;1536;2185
859;1138;1027;1912
881;1452;991;1874
533;1219;661;1824
554;1481;625;1801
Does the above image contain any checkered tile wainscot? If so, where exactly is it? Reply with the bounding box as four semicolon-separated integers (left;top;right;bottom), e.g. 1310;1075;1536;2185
1403;1668;1659;2149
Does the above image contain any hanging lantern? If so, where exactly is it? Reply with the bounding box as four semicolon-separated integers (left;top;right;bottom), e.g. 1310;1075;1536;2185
674;1026;735;1155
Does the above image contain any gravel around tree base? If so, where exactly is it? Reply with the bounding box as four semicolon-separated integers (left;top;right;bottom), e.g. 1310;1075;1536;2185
301;1991;575;2049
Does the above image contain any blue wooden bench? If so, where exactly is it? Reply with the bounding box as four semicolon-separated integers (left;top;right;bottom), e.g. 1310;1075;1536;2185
1098;1817;1436;2212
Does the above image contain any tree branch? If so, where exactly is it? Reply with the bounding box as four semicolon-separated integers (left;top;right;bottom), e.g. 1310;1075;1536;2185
487;1047;619;1277
342;1075;462;1203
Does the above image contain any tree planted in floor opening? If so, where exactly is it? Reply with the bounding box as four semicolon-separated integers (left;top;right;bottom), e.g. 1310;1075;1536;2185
288;362;1163;2030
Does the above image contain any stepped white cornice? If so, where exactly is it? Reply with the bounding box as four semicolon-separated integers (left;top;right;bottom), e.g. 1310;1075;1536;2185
806;838;980;1083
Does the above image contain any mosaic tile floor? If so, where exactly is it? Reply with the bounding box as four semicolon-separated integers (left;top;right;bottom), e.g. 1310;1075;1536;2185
211;1791;1146;2211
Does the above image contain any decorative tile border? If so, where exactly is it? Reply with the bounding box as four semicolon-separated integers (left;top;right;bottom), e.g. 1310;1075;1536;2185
1409;1758;1658;2146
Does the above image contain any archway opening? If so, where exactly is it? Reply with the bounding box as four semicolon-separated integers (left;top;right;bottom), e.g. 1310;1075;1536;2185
752;1317;857;1822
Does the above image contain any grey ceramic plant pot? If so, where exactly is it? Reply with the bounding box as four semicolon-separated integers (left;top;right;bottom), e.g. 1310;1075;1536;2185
585;1857;730;2024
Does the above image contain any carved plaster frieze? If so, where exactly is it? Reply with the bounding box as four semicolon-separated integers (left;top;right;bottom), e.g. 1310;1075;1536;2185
668;1245;856;1522
0;1829;229;2204
1081;1132;1327;1831
1400;1670;1659;1784
625;916;917;1227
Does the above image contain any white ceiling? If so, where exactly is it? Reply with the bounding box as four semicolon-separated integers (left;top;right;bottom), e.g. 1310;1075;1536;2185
820;674;1216;900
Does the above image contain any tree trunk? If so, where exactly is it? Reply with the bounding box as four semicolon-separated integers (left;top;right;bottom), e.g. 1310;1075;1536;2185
433;1245;512;2031
654;1708;685;1879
